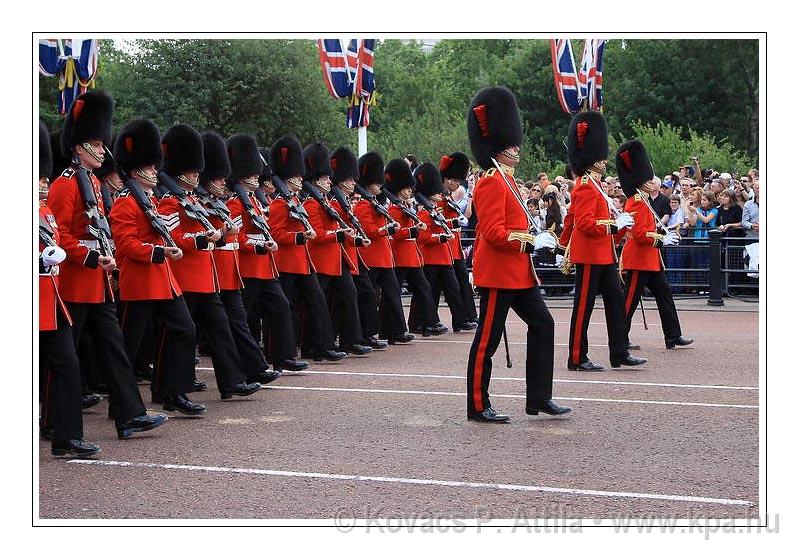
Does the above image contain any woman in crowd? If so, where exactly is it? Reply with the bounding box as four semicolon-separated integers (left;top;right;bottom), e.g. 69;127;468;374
717;188;744;238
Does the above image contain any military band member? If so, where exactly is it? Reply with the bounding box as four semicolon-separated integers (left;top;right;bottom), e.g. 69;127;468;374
303;142;372;355
48;92;168;437
353;153;415;345
269;136;346;362
329;147;387;350
615;140;693;350
158;125;261;399
226;134;309;374
465;86;570;422
560;111;647;372
39;120;101;457
109;118;205;416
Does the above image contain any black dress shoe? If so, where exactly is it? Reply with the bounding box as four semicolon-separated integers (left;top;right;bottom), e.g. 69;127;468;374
567;360;605;372
163;393;207;416
422;325;448;337
116;413;168;439
340;343;373;355
40;427;54;441
314;349;347;361
188;379;207;393
666;336;694;349
453;321;478;332
611;355;648;368
220;382;262;400
365;336;388;350
526;400;572;416
247;370;281;385
626;342;641;351
387;332;415;344
52;439;101;458
409;326;424;334
81;393;102;410
276;359;309;372
467;407;511;423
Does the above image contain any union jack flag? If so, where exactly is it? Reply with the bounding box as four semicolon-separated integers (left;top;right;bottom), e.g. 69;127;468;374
317;39;352;99
318;38;377;128
551;39;606;113
550;39;581;113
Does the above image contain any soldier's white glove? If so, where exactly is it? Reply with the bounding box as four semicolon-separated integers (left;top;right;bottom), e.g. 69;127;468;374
534;232;557;251
663;231;680;246
555;254;565;266
42;246;67;267
457;215;469;227
615;212;634;230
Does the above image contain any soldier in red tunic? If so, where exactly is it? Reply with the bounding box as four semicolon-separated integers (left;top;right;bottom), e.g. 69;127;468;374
109;119;205;416
48;91;168;437
329;147;387;350
353;153;414;345
158;125;261;400
465;86;570;423
269;136;346;362
38;120;101;457
615;140;693;350
560;111;647;372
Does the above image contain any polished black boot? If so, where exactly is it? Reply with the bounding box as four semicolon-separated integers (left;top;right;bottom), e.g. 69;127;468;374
666;336;694;349
467;407;511;423
387;332;415;344
116;413;168;439
247;370;281;385
453;321;478;333
52;439;101;458
188;379;207;393
163;393;207;416
339;343;373;355
365;336;388;350
81;393;102;410
610;355;648;368
275;358;309;373
526;400;572;416
220;382;262;400
567;360;605;372
422;325;448;337
313;349;347;361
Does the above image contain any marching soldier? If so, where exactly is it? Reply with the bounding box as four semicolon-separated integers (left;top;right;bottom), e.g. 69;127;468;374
109;118;206;416
414;162;475;333
226;133;308;374
615;140;693;350
303;142;372;355
560;111;647;371
353;153;415;345
39;120;101;457
465;86;570;422
329;147;387;350
269;136;346;362
47;91;168;438
158;124;261;399
439;152;479;325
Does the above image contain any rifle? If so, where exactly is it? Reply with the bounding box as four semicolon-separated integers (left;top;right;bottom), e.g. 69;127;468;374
302;180;352;232
195;183;237;231
230;182;278;251
74;166;115;258
271;176;315;236
382;187;425;227
354;184;396;224
330;186;369;241
253;187;270;210
413;191;455;237
157;171;218;233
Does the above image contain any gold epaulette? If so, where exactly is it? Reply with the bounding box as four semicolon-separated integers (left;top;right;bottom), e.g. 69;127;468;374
646;231;665;247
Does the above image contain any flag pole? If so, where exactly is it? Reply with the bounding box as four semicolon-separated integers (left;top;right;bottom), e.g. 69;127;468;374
358;125;367;157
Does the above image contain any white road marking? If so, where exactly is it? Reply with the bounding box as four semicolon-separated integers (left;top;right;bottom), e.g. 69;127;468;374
67;459;754;507
262;385;758;409
414;339;611;347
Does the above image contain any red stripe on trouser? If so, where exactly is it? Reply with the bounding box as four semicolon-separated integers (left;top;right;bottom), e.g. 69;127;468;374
625;271;640;316
473;289;498;411
572;265;592;365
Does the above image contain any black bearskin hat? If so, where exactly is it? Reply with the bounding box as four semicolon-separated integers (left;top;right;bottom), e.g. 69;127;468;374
303;142;333;181
258;147;273;183
616;140;654;198
94;134;117;180
60;90;114;158
567;110;608;177
467;86;523;170
114;119;163;174
414;162;445;198
330;147;359;185
357;151;384;187
39;121;52;179
162;124;205;178
383;159;415;195
270;136;304;180
439;152;470;181
227;134;263;183
200;131;231;183
49;130;70;181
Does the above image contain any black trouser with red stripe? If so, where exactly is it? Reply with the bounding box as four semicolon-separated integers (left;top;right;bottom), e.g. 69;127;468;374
369;267;407;338
318;263;364;348
466;287;554;415
220;289;269;378
353;265;379;340
117;297;196;398
622;269;682;344
396;266;438;331
39;309;84;442
424;263;469;328
278;272;335;355
242;278;296;369
66;302;147;422
567;263;629;368
184;292;248;393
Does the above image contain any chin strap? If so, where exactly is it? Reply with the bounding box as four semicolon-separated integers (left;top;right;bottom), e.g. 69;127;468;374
240;177;259;188
134;168;158;186
178;174;199;188
81;142;105;164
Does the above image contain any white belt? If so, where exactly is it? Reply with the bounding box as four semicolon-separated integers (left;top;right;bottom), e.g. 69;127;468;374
78;239;99;250
246;233;266;242
217;242;239;251
39;265;59;277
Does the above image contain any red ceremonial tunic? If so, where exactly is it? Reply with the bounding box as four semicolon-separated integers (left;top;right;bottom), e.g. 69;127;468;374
471;169;537;290
205;200;244;291
353;199;395;269
47;167;114;303
228;194;279;281
270;196;315;275
109;191;182;301
388;205;423;268
418;205;455;266
440;203;464;260
39;203;72;331
620;193;665;272
306;197;355;276
560;175;617;265
332;199;362;275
